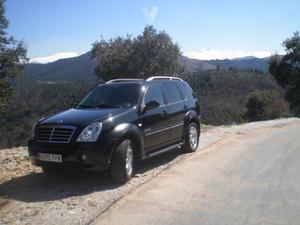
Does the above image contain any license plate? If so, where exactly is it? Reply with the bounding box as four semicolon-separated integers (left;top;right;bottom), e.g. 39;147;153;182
37;153;62;163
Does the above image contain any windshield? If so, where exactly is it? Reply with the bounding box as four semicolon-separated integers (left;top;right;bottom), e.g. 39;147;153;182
76;83;141;108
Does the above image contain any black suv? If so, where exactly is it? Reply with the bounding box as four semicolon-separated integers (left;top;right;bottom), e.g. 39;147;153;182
28;76;201;183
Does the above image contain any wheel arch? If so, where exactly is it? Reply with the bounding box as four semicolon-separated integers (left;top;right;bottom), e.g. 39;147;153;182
108;123;145;162
182;110;201;142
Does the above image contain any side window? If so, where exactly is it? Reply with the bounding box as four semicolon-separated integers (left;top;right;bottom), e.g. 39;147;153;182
144;84;164;106
177;82;195;100
176;82;187;99
162;82;182;104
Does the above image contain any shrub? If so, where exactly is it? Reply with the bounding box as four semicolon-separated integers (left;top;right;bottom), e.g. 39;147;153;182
244;90;290;121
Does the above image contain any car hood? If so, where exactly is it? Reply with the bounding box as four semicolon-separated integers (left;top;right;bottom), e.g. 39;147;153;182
39;107;131;127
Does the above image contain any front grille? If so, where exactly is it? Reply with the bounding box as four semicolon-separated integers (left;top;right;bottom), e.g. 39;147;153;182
36;125;76;143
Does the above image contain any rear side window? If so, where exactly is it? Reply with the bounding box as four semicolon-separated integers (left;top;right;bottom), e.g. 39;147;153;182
176;82;188;99
162;82;182;103
144;84;165;106
177;82;195;100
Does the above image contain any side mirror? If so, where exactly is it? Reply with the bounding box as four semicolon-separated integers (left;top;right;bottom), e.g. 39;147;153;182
144;101;160;111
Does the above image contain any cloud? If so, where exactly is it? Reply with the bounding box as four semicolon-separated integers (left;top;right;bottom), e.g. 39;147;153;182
29;52;80;64
142;6;159;24
184;49;272;60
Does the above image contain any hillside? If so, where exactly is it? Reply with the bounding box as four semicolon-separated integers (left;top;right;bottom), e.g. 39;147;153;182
1;68;287;149
24;52;98;81
24;53;270;81
204;56;269;71
179;56;216;72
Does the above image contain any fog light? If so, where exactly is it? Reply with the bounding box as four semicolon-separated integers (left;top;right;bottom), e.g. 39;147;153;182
81;154;87;161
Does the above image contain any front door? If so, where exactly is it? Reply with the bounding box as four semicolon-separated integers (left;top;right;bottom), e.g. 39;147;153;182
140;84;171;152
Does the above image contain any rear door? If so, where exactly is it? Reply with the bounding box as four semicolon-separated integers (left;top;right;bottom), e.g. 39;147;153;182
161;81;187;143
141;84;172;152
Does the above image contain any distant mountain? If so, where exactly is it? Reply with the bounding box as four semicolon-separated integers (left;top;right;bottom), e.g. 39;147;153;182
24;53;270;82
229;56;257;60
203;57;269;72
24;52;98;81
179;56;216;72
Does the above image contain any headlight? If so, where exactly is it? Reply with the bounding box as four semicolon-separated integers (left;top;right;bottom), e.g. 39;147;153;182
76;122;102;142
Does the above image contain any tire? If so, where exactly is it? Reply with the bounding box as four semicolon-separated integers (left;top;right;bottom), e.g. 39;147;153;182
110;139;134;183
41;165;64;175
182;122;200;153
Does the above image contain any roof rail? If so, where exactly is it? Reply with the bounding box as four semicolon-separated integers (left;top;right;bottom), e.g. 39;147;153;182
146;76;183;82
105;79;144;84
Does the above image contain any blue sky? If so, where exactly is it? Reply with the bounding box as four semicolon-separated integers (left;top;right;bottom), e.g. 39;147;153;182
5;0;300;62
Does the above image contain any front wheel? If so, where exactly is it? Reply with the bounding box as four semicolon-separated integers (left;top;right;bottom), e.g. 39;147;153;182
182;122;200;153
110;139;134;183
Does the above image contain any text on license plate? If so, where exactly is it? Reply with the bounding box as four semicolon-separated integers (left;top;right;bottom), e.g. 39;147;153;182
37;153;62;163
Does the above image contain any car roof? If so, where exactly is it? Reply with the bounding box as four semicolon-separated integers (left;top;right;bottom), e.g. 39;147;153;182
103;76;185;86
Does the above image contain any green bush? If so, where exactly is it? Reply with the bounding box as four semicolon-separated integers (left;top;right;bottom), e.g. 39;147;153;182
244;90;290;121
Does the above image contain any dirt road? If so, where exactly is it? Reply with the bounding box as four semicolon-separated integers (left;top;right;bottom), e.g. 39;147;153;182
94;121;300;225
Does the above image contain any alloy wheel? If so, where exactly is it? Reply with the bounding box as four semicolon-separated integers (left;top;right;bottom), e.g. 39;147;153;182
189;126;198;151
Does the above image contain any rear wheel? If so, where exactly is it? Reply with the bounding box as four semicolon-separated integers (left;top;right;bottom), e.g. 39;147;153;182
110;139;134;183
182;122;200;153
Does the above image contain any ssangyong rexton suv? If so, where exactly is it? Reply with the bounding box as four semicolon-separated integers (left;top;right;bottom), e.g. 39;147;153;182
28;76;201;183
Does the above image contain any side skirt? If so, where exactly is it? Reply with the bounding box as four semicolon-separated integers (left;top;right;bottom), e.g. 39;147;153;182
144;142;183;159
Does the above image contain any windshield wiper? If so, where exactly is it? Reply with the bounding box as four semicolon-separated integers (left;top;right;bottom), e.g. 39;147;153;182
96;104;121;108
75;104;95;109
76;104;121;109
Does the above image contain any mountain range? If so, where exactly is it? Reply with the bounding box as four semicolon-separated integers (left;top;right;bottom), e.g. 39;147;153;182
24;52;270;82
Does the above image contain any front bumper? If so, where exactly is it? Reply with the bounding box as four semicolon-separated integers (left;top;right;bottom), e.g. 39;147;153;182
28;139;114;171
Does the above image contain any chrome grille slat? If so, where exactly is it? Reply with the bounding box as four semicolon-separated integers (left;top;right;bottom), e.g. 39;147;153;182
54;129;73;132
36;125;76;143
54;131;72;133
52;134;71;137
52;133;72;135
51;136;70;138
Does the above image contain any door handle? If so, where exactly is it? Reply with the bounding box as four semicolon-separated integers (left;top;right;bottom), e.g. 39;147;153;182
161;110;167;116
183;105;187;110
